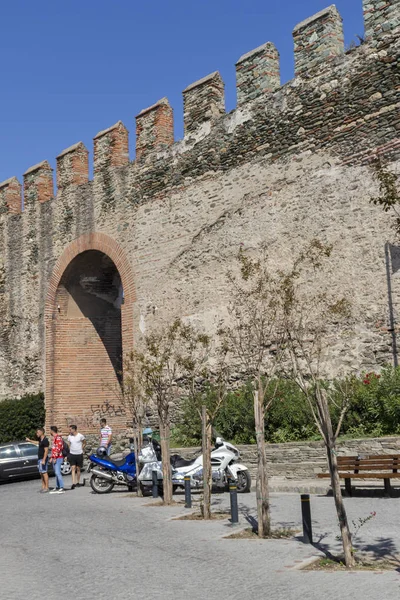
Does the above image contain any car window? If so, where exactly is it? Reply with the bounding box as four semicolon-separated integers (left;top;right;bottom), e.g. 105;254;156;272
18;443;38;458
0;446;18;459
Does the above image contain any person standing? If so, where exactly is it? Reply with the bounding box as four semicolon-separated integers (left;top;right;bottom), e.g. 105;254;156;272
67;425;86;490
99;419;113;456
49;426;65;494
26;427;49;493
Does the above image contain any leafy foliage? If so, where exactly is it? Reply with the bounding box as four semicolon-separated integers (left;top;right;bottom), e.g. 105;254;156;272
0;393;45;444
171;367;400;447
370;160;400;236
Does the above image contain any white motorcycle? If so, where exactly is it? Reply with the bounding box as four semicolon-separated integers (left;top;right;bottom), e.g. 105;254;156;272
138;437;251;493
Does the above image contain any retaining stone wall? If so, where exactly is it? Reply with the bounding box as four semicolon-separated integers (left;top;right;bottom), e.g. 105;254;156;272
170;436;400;480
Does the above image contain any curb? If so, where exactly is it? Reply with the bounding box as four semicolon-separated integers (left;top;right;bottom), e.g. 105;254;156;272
289;555;321;570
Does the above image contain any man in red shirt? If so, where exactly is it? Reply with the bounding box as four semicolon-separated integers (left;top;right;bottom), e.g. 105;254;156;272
49;426;65;494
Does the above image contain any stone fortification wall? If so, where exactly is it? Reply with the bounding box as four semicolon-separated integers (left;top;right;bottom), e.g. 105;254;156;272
0;1;399;433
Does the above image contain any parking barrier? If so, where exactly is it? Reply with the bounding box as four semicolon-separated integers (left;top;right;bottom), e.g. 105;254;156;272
152;470;159;498
300;494;313;544
229;481;239;524
184;476;192;508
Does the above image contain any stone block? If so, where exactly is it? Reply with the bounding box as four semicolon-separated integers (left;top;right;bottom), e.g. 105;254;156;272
293;5;344;77
0;177;22;214
56;142;89;190
363;0;400;43
136;97;174;160
236;42;280;105
93;121;129;174
23;161;53;206
183;71;225;136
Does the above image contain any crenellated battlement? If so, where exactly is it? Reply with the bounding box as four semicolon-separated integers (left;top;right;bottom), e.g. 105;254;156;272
136;98;174;160
56;142;89;190
293;5;344;76
23;161;53;207
0;1;399;213
0;177;21;214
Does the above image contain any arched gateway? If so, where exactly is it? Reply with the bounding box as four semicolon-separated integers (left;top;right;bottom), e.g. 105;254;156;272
45;233;135;435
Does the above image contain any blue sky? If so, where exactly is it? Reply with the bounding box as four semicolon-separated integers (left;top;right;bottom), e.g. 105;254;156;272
0;0;364;183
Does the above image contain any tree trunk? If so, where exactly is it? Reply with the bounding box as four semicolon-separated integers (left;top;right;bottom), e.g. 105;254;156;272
319;389;355;568
202;405;212;520
132;426;143;497
254;387;271;538
160;421;173;505
326;443;355;568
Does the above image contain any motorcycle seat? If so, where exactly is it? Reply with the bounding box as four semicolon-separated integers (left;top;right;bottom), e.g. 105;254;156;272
170;454;197;468
106;457;127;467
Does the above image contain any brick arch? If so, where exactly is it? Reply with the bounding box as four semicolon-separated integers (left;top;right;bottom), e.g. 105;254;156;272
45;232;135;312
45;232;135;434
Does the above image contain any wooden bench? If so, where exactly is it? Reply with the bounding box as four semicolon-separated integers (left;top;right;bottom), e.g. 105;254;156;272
317;454;400;496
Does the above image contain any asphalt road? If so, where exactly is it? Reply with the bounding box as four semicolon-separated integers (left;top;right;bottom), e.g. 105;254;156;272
1;475;399;600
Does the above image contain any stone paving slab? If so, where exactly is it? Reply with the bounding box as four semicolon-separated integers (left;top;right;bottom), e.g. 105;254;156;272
1;477;400;600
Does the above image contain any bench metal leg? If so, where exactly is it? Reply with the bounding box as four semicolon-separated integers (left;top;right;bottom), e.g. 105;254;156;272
384;479;392;497
344;478;352;496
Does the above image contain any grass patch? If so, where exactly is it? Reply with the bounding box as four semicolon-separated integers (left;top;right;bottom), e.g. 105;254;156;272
173;511;231;521
144;500;183;507
304;556;399;571
224;527;299;539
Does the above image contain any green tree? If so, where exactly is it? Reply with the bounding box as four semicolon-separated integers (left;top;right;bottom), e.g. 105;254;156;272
176;321;230;519
281;240;356;568
134;320;184;505
220;246;287;538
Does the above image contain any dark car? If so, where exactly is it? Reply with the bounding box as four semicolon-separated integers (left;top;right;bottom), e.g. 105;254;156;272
0;441;71;482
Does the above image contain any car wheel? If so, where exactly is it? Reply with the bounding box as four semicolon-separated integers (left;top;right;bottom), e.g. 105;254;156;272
61;460;71;476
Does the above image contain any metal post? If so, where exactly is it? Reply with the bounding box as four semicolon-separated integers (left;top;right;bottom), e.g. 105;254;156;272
184;476;192;508
152;470;159;498
300;494;313;544
229;482;239;524
385;242;398;367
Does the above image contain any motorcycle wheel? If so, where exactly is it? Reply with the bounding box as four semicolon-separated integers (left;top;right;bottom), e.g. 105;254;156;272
90;473;115;494
236;470;251;493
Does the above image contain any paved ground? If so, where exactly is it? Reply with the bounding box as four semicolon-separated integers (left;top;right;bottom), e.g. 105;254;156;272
1;475;400;600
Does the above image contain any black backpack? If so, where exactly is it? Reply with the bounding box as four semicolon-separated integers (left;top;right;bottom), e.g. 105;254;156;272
62;439;69;458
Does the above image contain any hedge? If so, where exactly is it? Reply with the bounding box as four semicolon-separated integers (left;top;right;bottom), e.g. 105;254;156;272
0;393;45;444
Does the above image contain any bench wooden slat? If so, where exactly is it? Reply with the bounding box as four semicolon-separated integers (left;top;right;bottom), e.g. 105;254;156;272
318;473;400;479
337;455;400;461
332;465;399;470
336;459;398;464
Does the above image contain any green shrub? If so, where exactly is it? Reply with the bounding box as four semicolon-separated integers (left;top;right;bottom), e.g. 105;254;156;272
0;393;45;444
341;367;400;437
172;380;319;446
171;367;400;447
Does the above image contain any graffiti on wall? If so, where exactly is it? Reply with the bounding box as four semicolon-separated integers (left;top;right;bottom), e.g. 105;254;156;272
65;401;126;429
90;401;126;420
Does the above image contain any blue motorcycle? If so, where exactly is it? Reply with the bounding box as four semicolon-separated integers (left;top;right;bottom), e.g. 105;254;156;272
88;445;137;494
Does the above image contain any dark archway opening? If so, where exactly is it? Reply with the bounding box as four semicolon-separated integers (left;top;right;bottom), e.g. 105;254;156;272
53;250;124;431
59;251;123;379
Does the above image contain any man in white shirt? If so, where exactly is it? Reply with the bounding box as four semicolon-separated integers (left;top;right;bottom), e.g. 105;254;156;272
99;419;113;456
67;425;86;490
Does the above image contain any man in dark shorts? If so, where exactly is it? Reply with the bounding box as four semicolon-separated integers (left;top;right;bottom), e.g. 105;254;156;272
67;425;86;490
26;427;50;493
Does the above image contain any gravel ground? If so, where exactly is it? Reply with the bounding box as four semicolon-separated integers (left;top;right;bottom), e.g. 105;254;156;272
1;476;399;600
